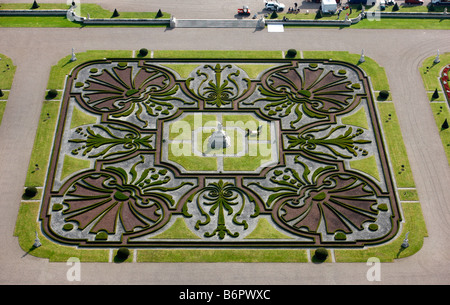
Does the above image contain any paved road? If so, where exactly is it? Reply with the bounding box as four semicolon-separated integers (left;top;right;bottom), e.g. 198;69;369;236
0;0;450;286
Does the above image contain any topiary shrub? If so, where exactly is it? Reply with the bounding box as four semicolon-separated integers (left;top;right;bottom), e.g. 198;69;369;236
441;118;449;131
315;9;323;19
24;186;38;198
116;247;130;260
112;9;120;17
392;3;399;11
95;231;108;240
0;89;3;97
378;90;389;100
156;9;163;18
314;247;329;261
432;88;439;100
334;232;347;240
286;49;297;58
138;48;149;57
270;11;278;19
31;0;40;9
47;89;58;99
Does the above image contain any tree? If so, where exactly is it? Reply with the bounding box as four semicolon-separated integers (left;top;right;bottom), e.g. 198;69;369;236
441;118;449;131
286;49;297;58
112;9;120;17
31;0;40;9
432;88;439;100
315;9;323;19
156;9;163;18
392;3;399;11
270;10;278;19
0;89;3;97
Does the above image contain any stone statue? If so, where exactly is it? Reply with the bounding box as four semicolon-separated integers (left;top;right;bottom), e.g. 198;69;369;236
71;48;77;62
33;231;41;248
401;231;409;248
359;49;365;63
434;49;440;64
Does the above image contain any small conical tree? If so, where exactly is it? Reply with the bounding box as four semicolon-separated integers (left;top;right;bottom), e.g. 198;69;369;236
31;0;40;9
0;89;3;97
315;9;323;19
392;3;399;11
432;88;440;99
442;118;449;131
270;10;278;19
156;9;163;18
112;8;120;17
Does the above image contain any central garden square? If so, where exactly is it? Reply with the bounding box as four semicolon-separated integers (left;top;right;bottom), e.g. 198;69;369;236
36;56;404;251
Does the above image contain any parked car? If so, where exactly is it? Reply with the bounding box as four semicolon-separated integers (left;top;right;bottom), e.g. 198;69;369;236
264;1;286;11
405;0;423;4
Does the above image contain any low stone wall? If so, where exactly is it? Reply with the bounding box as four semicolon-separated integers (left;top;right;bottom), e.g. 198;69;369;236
0;9;67;16
379;11;450;19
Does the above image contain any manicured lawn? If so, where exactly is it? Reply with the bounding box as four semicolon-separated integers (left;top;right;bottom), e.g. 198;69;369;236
430;102;450;164
377;102;415;188
0;3;70;10
25;100;61;187
137;248;309;262
0;53;16;125
0;16;79;27
0;53;16;89
0;3;169;28
420;52;450;92
352;17;450;30
78;4;169;19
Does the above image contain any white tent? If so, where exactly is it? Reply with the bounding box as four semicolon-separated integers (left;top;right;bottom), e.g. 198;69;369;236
321;0;337;13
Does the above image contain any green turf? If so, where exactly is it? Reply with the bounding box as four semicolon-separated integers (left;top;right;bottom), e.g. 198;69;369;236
377;102;415;187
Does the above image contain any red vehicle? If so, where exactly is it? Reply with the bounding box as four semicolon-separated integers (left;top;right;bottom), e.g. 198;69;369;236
238;6;251;15
405;0;423;4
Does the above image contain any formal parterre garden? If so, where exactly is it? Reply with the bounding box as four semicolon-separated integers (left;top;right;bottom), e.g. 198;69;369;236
421;52;450;165
15;50;428;263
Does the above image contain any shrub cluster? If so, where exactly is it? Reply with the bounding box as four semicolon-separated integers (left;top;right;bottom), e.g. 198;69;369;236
139;48;149;57
116;247;130;260
24;186;38;198
378;90;389;100
314;247;328;260
47;89;58;99
286;49;297;58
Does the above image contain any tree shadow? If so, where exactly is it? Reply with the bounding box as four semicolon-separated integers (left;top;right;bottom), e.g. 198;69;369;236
113;254;129;263
396;245;407;258
311;254;328;264
21;245;39;258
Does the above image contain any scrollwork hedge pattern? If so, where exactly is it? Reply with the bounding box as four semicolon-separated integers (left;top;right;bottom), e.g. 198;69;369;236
40;58;400;248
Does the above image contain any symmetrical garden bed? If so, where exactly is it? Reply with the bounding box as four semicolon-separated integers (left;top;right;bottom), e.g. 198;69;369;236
37;57;403;249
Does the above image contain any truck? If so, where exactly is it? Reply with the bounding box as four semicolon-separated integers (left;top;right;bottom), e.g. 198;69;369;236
321;0;338;13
